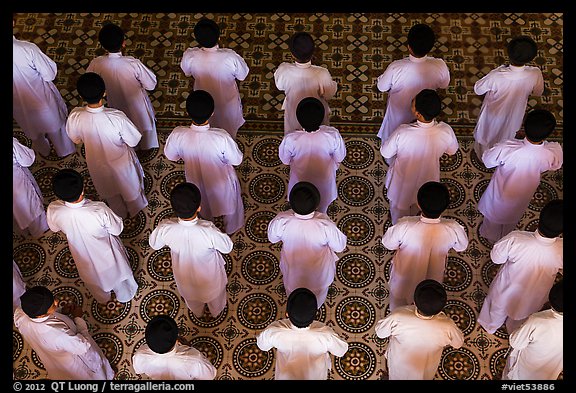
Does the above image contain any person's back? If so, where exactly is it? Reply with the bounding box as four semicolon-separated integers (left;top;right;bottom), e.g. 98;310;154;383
473;36;544;158
381;89;459;223
180;18;249;139
478;199;563;334
268;182;347;307
13;137;49;238
47;169;138;304
14;286;114;380
383;182;468;310
375;280;464;380
376;23;450;142
478;109;563;242
163;90;244;234
13;24;75;158
132;315;217;380
279;97;346;213
256;288;348;380
502;281;563;380
275;32;337;133
66;72;147;219
87;23;158;150
149;182;233;317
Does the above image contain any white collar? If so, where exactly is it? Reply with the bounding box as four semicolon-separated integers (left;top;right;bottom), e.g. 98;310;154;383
534;230;557;244
85;105;104;113
409;54;427;63
416;119;436;128
420;216;441;223
64;199;87;208
190;123;210;131
294;212;315;219
108;52;122;57
178;217;199;226
295;61;312;68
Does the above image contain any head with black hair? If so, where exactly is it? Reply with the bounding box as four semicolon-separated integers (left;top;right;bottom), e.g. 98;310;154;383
289;32;315;63
145;315;179;354
98;22;125;53
538;199;563;238
524;109;556;143
413;89;442;121
77;72;106;104
289;182;320;215
170;182;202;219
186;90;215;125
20;286;56;319
194;18;220;48
548;280;563;313
52;168;84;202
507;36;538;66
407;23;436;57
414;279;447;317
417;181;450;219
286;288;318;328
296;97;325;131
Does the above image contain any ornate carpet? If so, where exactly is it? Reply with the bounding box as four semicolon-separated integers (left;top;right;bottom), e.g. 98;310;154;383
13;12;563;381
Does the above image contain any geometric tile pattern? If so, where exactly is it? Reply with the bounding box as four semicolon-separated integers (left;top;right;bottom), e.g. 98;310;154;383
13;12;563;381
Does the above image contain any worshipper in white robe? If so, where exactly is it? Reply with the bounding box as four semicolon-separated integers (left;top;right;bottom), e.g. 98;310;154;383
66;72;148;219
180;18;249;139
13;25;76;158
87;22;159;150
274;32;338;134
375;279;464;380
13;137;49;238
268;182;347;308
148;182;233;318
164;90;244;235
477;109;563;243
13;260;26;311
376;23;450;144
382;181;469;311
279;97;346;213
13;286;115;380
47;169;138;304
256;288;349;380
472;36;544;159
132;315;217;380
478;199;563;335
501;280;563;380
380;89;459;224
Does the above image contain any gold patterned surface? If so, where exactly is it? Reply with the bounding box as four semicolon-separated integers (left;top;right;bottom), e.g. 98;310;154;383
13;12;563;381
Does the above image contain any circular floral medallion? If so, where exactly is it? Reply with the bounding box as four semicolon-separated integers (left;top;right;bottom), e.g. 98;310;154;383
336;253;376;288
342;140;374;170
237;293;278;330
189;336;225;369
438;346;480;380
139;290;180;322
241;251;280;285
232;338;274;378
335;296;376;333
249;173;285;204
253;138;282;167
338;176;375;207
333;342;376;380
338;214;375;246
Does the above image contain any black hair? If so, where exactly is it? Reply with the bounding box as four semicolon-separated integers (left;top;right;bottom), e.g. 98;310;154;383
407;24;436;57
524;109;556;143
185;90;215;125
414;89;442;121
98;22;124;53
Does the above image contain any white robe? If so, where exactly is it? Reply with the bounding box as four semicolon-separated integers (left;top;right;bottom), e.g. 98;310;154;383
13;260;26;311
256;319;349;380
278;126;346;213
66;105;148;218
375;305;464;380
267;210;347;307
13;36;75;157
502;309;563;380
478;230;562;334
274;61;338;133
163;123;243;226
87;52;159;149
148;217;233;310
13;308;114;380
46;198;138;303
376;54;450;142
382;215;469;310
180;45;249;138
473;64;544;157
132;342;217;380
478;139;563;226
380;120;459;219
13;137;49;237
